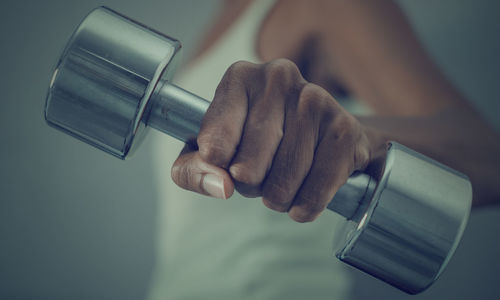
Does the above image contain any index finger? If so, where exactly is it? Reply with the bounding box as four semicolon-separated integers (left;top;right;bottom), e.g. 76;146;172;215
197;61;257;168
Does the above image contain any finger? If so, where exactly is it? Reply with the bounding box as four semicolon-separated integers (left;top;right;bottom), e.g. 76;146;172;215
261;118;317;212
228;74;288;197
171;144;235;199
197;61;257;168
288;121;358;223
260;85;324;212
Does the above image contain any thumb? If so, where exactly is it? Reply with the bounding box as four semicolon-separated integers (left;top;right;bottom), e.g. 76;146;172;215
171;144;234;199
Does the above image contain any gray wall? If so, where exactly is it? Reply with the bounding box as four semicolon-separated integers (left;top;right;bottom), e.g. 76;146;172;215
0;1;218;299
0;0;499;299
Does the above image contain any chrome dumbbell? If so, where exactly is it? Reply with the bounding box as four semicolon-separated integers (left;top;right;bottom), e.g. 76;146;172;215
45;7;472;294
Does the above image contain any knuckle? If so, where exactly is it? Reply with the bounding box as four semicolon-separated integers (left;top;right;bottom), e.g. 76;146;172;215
197;133;235;167
170;163;183;186
289;200;324;223
218;61;255;92
289;211;316;223
265;58;298;74
301;194;325;213
227;60;255;75
264;59;303;86
298;83;335;115
230;163;263;188
330;114;358;142
197;143;226;165
262;182;293;212
262;197;289;213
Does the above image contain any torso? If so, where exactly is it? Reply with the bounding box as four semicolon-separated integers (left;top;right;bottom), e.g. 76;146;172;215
194;0;317;66
147;1;354;299
193;0;355;102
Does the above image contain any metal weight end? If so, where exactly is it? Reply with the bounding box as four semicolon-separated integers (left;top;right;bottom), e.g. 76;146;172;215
45;6;181;159
335;142;472;294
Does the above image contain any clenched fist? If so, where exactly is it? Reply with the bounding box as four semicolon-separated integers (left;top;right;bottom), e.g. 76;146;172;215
171;59;384;222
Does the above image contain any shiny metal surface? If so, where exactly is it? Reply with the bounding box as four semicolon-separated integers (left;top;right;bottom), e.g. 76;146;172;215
336;142;472;294
45;7;180;158
146;81;209;143
327;172;376;220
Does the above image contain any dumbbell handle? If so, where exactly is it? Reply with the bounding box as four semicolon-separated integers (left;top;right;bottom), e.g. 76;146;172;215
146;80;376;220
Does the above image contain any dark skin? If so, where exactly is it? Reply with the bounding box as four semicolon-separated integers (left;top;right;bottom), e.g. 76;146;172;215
171;0;500;223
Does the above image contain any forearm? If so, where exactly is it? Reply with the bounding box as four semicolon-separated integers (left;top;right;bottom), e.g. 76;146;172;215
309;1;500;205
359;108;500;207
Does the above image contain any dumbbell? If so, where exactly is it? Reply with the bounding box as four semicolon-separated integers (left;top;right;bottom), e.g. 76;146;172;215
45;7;472;294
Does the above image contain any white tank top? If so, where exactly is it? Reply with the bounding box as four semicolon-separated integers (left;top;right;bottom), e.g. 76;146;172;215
148;0;353;299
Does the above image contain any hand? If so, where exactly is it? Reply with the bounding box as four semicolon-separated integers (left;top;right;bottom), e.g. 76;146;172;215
171;59;379;222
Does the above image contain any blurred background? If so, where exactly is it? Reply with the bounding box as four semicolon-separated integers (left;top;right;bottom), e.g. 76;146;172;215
0;0;499;299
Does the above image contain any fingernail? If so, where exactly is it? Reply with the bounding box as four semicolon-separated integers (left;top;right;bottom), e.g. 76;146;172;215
202;173;226;199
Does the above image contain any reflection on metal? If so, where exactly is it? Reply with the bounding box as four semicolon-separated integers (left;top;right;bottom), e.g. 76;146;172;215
336;142;471;294
45;7;181;158
146;81;209;143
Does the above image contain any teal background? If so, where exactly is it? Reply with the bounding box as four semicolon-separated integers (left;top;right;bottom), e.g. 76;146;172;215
0;0;499;299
